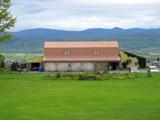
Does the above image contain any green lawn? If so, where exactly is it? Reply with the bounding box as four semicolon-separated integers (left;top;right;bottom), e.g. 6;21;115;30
0;72;160;120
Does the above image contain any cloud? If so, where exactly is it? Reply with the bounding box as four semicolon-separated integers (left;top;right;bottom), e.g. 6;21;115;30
10;0;160;31
70;0;160;5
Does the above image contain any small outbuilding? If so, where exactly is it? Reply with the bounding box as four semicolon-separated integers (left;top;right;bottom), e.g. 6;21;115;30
26;56;43;71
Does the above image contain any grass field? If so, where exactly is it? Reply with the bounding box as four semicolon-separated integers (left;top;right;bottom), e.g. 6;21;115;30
0;72;160;120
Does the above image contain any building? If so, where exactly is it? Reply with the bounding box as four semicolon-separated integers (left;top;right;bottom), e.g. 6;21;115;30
147;60;160;68
44;41;120;72
26;56;43;71
120;50;146;69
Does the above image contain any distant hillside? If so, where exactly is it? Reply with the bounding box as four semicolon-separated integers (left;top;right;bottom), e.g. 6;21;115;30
0;27;160;58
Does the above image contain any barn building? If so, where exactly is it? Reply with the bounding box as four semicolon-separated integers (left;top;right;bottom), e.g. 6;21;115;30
43;41;120;72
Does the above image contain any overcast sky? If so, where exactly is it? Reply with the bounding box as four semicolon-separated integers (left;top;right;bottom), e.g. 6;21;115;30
10;0;160;31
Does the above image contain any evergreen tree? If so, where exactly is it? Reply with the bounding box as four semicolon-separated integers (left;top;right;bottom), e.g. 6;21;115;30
0;0;16;41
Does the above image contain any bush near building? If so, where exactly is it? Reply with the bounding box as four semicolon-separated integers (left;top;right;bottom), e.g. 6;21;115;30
10;62;19;71
0;54;5;68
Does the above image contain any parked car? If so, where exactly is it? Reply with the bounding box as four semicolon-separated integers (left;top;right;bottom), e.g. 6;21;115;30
149;66;159;72
130;68;139;73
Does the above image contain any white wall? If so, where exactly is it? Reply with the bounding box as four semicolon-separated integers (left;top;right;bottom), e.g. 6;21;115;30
44;62;95;72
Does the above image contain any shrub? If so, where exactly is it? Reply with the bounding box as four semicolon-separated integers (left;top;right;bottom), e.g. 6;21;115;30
112;73;137;80
78;73;97;80
1;61;4;68
44;74;60;80
10;62;19;71
147;68;152;77
0;54;5;68
61;73;76;80
55;72;61;79
103;73;112;80
44;72;137;81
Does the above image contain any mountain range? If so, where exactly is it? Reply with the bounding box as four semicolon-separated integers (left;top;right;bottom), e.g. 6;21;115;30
0;27;160;57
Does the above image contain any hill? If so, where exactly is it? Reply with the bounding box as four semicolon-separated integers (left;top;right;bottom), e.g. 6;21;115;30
0;27;160;58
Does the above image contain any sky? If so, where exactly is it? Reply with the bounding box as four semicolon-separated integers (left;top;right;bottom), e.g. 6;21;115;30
10;0;160;31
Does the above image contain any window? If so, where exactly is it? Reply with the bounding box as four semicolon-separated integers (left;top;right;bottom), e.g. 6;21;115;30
64;50;70;56
127;59;132;64
93;50;100;55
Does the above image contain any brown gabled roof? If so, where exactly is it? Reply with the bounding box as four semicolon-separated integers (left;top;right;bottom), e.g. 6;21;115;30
44;41;120;62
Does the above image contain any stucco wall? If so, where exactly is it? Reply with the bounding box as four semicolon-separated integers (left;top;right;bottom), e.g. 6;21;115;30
44;62;55;72
80;62;95;72
44;62;96;72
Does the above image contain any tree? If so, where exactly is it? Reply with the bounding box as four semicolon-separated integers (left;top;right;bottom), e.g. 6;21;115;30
0;0;16;41
10;62;19;71
0;54;4;67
